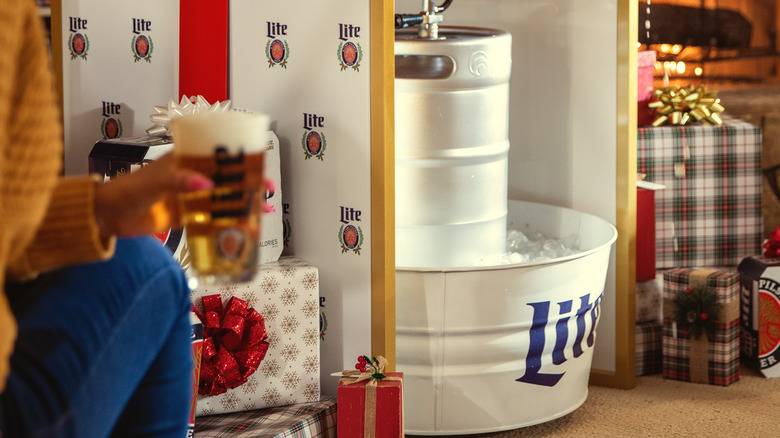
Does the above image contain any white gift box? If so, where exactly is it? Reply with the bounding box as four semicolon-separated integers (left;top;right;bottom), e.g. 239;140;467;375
191;256;321;416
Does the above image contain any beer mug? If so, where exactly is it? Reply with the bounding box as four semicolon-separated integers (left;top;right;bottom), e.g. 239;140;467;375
170;111;270;285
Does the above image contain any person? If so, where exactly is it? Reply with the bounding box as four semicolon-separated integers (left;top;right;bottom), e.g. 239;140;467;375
1;0;213;436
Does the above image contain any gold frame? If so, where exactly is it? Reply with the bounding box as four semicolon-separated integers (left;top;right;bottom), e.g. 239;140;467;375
370;0;396;370
589;0;638;389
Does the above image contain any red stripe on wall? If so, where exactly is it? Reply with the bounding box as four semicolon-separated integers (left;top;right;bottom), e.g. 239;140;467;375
179;0;228;103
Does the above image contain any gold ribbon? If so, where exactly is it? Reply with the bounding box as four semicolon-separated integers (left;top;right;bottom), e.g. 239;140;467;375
663;270;739;384
649;85;725;127
339;356;403;438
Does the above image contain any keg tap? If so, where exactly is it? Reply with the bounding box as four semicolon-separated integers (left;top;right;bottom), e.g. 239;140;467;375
395;0;454;39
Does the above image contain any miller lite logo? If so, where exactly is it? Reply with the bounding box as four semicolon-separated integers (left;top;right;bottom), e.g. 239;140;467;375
100;101;123;139
301;113;326;160
338;206;363;255
68;16;90;60
131;18;154;63
337;23;362;71
265;21;290;68
517;293;602;387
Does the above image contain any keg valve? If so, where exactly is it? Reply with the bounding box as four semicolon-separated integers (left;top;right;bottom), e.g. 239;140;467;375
395;0;454;39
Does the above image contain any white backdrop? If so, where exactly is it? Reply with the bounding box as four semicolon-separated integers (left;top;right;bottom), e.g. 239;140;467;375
60;1;179;176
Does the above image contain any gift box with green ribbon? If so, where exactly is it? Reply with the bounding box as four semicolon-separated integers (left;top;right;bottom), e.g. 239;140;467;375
662;268;740;386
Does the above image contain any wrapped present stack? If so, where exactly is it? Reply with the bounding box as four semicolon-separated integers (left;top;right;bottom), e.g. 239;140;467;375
634;178;665;377
662;269;740;385
635;274;664;376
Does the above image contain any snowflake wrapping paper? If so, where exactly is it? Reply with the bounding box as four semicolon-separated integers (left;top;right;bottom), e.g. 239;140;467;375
191;256;321;416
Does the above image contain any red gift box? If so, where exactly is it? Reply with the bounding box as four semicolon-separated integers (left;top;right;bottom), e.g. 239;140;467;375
638;50;656;126
636;181;664;280
337;372;403;438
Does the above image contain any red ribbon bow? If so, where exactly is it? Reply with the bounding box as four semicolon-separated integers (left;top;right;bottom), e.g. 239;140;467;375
764;225;780;259
195;294;269;396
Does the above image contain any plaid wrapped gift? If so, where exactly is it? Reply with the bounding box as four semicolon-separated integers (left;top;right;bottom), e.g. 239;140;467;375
191;257;321;416
636;321;663;376
662;269;740;385
636;273;663;323
194;395;336;438
637;118;762;269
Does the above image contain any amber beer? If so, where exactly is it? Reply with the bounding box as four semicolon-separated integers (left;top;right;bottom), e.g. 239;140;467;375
170;112;269;284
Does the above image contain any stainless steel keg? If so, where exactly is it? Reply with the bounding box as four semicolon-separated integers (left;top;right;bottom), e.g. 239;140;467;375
395;26;512;267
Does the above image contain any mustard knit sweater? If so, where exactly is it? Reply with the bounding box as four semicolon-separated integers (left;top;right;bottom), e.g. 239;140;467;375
0;0;115;393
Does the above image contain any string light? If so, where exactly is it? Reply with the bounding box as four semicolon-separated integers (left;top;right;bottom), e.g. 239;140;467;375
645;0;651;40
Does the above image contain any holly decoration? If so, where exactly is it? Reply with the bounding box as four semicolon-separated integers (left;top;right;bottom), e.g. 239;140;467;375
674;285;721;340
354;355;387;381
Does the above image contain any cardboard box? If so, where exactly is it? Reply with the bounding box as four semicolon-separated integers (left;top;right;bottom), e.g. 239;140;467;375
88;132;283;264
337;372;403;438
637;119;763;269
192;257;320;415
737;256;780;377
662;268;740;385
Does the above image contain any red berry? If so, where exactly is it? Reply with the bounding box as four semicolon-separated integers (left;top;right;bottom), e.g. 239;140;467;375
357;356;367;364
355;362;362;370
700;313;708;320
685;288;692;294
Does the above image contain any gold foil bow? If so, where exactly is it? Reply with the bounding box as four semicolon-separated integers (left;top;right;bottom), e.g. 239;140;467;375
146;95;232;137
649;85;725;127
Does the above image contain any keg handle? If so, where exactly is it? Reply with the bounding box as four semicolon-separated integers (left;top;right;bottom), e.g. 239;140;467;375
395;0;454;39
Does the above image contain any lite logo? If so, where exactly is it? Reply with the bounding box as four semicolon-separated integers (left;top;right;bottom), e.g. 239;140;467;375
337;23;362;71
68;16;89;60
338;206;364;255
301;113;327;160
517;292;602;387
131;18;153;62
100;101;122;139
266;21;290;68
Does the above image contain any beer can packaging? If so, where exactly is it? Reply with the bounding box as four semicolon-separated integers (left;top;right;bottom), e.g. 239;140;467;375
88;131;283;265
738;256;780;377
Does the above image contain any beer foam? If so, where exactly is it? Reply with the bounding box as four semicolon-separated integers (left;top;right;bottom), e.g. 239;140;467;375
170;111;270;156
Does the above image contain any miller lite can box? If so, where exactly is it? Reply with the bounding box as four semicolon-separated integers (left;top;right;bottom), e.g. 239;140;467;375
738;256;780;377
88;132;283;264
190;256;321;415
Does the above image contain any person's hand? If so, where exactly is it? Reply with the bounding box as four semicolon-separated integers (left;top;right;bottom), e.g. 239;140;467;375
93;153;213;240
